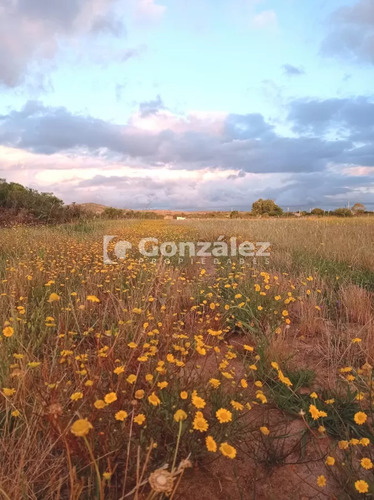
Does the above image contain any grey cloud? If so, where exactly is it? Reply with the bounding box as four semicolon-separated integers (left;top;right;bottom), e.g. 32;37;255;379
226;170;246;180
16;0;85;29
253;136;349;173
223;113;275;140
0;100;167;159
0;0;128;86
282;64;305;76
0;100;364;174
345;143;374;167
90;14;126;36
139;95;165;117
44;169;374;211
2;106;372;210
120;46;146;61
0;101;125;154
275;171;374;209
67;174;199;209
288;96;374;142
322;0;374;63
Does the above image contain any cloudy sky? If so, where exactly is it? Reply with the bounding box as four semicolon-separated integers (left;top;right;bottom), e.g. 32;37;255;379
1;0;374;210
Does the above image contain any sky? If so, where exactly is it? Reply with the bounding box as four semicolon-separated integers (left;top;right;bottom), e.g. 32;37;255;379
0;0;374;211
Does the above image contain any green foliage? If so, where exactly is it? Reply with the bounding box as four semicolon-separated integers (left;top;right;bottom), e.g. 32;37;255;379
102;207;124;219
101;208;163;220
124;210;163;219
230;210;239;218
0;179;63;220
251;198;283;216
332;208;353;217
64;220;100;234
0;179;84;225
267;370;373;440
311;208;325;216
266;368;315;416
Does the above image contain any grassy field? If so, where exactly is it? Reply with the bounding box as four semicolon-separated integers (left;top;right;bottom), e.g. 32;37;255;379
0;218;373;499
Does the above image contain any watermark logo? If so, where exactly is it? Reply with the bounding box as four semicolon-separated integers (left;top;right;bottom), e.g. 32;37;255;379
103;235;270;264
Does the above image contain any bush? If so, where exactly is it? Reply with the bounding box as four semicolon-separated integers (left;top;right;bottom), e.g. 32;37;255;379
102;207;124;219
333;208;353;217
0;179;86;225
352;203;365;214
311;208;325;216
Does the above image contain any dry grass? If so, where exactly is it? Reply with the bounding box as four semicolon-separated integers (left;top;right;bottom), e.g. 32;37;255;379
187;217;374;270
340;284;373;325
0;218;373;499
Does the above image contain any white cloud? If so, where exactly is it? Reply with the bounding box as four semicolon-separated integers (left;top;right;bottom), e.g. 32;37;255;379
134;0;166;22
0;0;166;87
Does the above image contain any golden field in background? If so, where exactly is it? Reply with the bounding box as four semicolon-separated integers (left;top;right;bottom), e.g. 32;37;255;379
0;218;374;499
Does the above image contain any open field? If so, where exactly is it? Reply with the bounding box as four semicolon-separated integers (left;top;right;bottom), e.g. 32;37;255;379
1;218;374;499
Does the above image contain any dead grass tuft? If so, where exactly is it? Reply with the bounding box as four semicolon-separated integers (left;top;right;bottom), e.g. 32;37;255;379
340;284;373;325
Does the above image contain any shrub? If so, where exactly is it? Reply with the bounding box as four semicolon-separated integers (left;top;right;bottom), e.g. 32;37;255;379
333;208;353;217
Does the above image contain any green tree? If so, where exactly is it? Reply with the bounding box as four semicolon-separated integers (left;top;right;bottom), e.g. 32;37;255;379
311;208;325;216
251;198;283;216
332;208;352;217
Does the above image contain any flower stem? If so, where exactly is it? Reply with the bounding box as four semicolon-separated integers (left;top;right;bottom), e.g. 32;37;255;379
171;421;183;473
83;436;103;499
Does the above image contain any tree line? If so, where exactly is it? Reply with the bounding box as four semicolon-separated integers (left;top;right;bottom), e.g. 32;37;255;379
229;200;368;218
0;180;369;226
0;180;162;226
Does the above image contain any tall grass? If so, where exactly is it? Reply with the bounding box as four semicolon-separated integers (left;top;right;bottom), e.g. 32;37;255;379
0;218;373;499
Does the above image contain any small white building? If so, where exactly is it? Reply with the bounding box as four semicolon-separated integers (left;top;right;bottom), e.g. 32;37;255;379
176;216;186;220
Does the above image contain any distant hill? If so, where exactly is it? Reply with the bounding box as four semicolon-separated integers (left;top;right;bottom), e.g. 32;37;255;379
78;203;109;215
